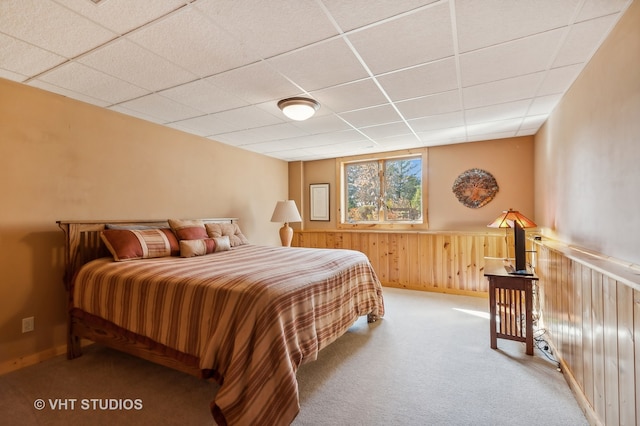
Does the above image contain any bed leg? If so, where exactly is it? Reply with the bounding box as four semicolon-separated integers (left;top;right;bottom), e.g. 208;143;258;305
67;318;82;359
367;313;378;323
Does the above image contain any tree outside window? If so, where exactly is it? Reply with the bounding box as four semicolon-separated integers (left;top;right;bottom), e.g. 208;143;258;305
343;154;423;224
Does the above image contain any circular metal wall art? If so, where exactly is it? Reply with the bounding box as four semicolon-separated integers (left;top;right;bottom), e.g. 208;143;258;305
452;168;499;209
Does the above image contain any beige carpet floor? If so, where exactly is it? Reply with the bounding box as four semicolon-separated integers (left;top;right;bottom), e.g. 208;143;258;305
0;288;587;425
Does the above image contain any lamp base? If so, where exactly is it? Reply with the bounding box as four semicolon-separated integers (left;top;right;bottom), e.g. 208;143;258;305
279;223;293;247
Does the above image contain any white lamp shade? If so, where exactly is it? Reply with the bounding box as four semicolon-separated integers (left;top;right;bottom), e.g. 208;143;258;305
270;200;302;223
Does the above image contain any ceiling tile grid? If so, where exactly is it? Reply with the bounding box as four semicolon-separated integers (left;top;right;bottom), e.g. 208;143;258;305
0;0;633;161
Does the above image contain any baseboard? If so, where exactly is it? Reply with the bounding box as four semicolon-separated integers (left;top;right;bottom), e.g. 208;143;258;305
0;340;93;376
382;282;488;298
548;340;602;426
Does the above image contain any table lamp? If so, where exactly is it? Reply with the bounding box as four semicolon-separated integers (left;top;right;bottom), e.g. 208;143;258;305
270;200;302;247
487;209;537;274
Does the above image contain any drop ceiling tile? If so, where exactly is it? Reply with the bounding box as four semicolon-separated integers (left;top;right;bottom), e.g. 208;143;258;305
460;29;564;87
418;127;467;145
0;68;26;81
520;114;548;131
205;62;301;105
466;118;522;137
306;140;377;157
339;104;402;128
256;122;311;141
359;122;414;140
78;39;197;91
395;90;461;119
118;93;204;123
207;133;247;147
552;14;619;68
108;105;166;124
53;0;188;35
455;0;582;53
312;79;388;113
377;58;458;101
208;105;284;131
159;80;248;114
466;130;518;142
290;114;352;135
463;73;544;109
347;3;454;74
241;134;330;153
37;61;148;104
194;0;337;59
213;129;272;147
128;7;257;78
373;134;423;149
528;94;562;116
168;114;238;137
279;130;368;148
322;0;439;32
537;64;583;96
268;38;368;92
465;99;531;124
27;79;110;107
0;0;116;58
515;128;538;137
575;0;632;22
0;34;66;77
408;111;465;132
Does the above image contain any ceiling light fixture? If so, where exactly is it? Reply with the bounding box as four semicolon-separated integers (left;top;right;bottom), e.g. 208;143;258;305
277;97;320;121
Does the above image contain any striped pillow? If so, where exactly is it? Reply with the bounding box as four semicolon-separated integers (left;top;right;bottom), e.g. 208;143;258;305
168;219;208;240
101;229;179;261
179;236;231;257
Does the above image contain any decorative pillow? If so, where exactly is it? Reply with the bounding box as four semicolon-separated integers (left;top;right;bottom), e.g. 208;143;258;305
213;236;231;252
205;223;249;247
101;228;179;261
179;236;231;257
179;238;216;257
168;219;208;240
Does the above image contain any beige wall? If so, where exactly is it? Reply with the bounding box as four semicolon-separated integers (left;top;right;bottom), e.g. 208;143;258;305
294;136;534;232
534;0;640;266
0;78;288;365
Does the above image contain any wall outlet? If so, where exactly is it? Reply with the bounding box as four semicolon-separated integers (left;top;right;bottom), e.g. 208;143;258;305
22;317;34;333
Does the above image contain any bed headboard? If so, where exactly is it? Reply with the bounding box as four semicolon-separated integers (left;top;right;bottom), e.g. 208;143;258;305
57;218;238;291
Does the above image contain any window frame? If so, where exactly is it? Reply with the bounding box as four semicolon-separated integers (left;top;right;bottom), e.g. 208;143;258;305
335;148;428;230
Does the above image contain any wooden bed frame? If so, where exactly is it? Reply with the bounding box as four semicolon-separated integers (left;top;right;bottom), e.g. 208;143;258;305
57;218;237;379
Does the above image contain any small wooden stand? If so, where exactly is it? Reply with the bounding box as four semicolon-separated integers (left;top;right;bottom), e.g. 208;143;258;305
484;258;538;355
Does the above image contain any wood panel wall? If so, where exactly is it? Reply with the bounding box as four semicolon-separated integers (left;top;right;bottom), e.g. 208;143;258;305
296;230;639;424
535;242;639;426
294;230;512;296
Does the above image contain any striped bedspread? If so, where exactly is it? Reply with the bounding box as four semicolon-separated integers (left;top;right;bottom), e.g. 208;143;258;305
73;244;385;425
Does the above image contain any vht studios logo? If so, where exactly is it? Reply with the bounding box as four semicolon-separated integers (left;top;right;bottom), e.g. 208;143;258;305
34;398;143;411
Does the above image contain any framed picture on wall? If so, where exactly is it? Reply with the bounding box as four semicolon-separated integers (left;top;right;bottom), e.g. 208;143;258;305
310;183;330;221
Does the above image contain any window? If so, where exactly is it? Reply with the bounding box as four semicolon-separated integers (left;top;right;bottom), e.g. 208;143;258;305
337;149;427;229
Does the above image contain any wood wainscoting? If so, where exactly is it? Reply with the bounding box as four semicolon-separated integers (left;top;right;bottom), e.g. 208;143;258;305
294;230;513;296
535;240;639;426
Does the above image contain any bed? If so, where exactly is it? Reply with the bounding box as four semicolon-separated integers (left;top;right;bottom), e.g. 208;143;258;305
57;218;384;425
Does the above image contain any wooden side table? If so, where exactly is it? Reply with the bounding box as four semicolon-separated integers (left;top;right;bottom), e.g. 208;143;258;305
484;258;538;355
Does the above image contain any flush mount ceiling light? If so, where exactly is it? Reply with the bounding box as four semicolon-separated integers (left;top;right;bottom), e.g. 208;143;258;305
277;97;320;121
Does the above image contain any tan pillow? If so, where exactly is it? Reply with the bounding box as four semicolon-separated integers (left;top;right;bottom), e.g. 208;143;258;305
168;219;208;240
179;238;216;257
179;236;231;257
213;236;231;252
205;223;249;247
101;229;179;261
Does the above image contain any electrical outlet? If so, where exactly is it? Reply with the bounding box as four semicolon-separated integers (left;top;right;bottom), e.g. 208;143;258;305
22;317;34;333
